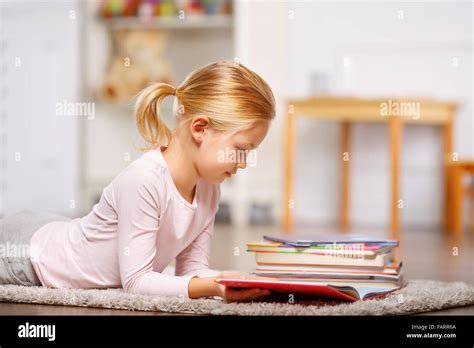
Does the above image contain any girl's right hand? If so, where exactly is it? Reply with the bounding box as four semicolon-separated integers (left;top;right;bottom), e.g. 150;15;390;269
214;271;272;303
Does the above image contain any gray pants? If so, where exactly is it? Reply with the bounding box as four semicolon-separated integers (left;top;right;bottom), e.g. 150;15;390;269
0;209;70;286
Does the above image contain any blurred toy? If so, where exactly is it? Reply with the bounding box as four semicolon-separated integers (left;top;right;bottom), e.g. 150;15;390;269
123;0;141;16
158;0;177;17
102;29;174;103
99;0;233;18
220;0;232;15
138;0;157;20
202;0;218;14
98;0;124;18
99;0;141;17
188;0;205;14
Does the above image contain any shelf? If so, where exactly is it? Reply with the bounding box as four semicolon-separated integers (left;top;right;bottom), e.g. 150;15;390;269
100;14;233;30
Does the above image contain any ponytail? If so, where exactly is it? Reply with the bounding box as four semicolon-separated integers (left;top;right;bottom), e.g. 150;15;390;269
135;83;175;151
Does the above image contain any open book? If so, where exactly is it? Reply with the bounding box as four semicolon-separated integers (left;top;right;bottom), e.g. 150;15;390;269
215;278;400;302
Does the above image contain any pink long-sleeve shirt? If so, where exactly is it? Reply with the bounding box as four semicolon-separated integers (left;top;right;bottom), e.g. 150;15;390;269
29;147;221;298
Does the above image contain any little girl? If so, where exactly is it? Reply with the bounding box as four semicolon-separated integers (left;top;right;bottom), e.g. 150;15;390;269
0;60;275;303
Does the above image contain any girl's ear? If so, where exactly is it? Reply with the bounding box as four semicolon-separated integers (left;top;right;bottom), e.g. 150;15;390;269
190;116;209;144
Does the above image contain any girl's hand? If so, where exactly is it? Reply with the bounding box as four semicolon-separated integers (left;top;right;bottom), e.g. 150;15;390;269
214;271;273;303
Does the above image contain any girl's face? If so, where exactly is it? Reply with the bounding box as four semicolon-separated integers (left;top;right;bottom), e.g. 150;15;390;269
191;120;270;184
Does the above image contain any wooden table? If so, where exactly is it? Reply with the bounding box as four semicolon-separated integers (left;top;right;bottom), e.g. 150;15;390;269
282;96;458;239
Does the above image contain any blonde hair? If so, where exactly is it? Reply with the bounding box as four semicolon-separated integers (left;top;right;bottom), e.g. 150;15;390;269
135;60;275;151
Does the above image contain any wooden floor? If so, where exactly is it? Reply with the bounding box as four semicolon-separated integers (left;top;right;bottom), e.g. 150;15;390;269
0;224;472;315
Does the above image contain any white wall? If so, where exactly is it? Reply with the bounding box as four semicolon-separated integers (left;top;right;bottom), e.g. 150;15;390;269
229;0;288;225
0;0;82;217
285;1;473;228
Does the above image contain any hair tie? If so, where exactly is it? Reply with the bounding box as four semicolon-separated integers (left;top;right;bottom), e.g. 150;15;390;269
172;88;177;96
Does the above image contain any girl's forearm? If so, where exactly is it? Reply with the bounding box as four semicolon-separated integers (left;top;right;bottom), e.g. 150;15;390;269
188;276;220;299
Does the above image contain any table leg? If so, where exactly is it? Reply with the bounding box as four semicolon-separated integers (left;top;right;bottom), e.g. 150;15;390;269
389;117;403;239
340;122;351;232
283;106;295;233
470;176;474;236
451;166;463;236
443;118;453;232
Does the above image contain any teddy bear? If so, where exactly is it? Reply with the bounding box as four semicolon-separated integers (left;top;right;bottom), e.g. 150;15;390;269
102;28;174;103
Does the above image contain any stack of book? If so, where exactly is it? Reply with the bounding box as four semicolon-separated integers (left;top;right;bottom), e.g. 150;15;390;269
216;234;403;302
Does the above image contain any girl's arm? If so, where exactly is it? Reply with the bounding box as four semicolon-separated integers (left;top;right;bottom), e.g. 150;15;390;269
174;218;221;279
188;276;220;298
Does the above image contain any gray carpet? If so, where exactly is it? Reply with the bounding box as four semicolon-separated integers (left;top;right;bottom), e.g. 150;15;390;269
0;279;473;315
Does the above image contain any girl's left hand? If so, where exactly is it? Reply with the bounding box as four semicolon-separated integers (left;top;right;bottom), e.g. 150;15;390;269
214;270;274;303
